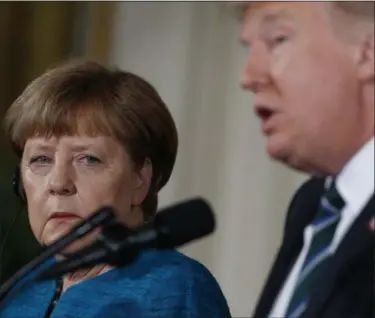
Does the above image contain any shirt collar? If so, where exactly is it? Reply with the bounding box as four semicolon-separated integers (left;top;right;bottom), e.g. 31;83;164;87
326;137;375;213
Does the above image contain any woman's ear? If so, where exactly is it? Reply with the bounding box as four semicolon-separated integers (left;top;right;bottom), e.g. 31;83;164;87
131;158;153;207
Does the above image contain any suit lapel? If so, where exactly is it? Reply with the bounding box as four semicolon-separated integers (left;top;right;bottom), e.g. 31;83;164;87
305;195;375;317
253;179;324;317
253;235;302;317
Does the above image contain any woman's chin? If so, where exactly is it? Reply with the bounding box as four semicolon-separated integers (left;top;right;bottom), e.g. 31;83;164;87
42;226;101;257
41;217;82;244
59;241;89;257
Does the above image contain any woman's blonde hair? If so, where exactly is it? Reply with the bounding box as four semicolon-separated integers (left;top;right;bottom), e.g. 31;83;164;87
4;59;179;218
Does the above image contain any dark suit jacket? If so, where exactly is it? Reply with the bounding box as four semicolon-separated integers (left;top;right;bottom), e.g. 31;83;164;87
253;178;374;318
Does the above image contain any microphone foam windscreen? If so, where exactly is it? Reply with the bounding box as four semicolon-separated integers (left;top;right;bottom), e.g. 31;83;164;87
155;198;216;248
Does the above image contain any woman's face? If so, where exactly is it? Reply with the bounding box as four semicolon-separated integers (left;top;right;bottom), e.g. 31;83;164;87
21;135;152;251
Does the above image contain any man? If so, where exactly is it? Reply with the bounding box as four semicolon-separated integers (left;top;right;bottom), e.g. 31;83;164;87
238;2;374;318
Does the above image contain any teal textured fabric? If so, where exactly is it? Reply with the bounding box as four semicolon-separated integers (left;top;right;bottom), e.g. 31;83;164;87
0;248;231;318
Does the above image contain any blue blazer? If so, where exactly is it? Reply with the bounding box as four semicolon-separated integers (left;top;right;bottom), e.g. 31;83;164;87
0;249;231;318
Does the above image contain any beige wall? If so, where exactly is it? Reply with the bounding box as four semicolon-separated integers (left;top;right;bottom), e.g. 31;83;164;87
109;2;307;316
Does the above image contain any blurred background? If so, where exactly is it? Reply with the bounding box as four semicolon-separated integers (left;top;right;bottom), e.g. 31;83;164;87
0;2;307;316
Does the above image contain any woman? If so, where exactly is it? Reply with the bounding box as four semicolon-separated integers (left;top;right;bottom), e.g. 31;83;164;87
0;60;231;317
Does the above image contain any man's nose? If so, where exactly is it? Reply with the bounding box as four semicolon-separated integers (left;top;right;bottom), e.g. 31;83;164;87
48;163;76;196
240;44;271;94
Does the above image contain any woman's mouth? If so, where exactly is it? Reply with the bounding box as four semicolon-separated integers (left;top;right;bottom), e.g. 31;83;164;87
50;212;80;221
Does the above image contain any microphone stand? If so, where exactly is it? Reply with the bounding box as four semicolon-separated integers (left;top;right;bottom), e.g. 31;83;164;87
37;222;140;281
0;207;115;304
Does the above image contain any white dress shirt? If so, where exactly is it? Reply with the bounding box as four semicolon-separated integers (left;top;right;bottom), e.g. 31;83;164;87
269;136;375;318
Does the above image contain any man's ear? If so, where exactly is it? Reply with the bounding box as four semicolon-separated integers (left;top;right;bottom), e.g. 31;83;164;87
131;158;153;207
356;31;374;82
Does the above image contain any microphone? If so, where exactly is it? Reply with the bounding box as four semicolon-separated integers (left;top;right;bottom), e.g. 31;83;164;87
37;198;215;280
0;207;115;302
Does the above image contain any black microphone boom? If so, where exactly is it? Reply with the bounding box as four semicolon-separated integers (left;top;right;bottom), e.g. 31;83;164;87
0;207;115;303
38;198;215;280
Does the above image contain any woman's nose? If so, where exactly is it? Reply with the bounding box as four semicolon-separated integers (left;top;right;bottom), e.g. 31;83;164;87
48;164;76;196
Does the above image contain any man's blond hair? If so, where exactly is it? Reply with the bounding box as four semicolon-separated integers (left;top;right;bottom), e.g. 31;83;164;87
330;2;374;42
231;1;374;23
335;1;374;21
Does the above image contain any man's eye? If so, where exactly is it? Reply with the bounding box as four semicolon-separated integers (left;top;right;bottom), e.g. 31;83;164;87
271;35;289;47
30;156;51;164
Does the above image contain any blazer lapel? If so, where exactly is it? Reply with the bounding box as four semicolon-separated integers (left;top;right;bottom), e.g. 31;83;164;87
305;195;375;317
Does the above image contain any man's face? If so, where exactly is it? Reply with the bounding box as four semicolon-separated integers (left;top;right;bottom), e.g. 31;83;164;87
240;2;365;174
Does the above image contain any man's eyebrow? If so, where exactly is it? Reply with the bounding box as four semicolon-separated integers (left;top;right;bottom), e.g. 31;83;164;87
239;10;294;46
260;11;294;27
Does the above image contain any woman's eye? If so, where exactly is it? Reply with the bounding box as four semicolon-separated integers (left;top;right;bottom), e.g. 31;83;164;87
79;155;102;165
29;156;51;165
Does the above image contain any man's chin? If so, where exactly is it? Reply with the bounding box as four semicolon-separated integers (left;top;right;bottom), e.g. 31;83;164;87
266;139;309;173
266;137;290;162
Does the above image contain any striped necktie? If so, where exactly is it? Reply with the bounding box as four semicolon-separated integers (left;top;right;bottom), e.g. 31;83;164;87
285;179;345;318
